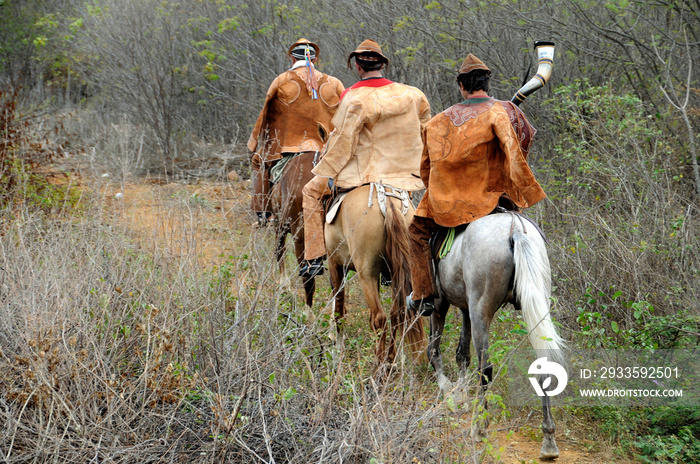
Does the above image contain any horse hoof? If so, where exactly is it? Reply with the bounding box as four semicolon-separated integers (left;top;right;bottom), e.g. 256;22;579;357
539;438;560;460
303;307;316;325
437;375;453;393
539;450;560;461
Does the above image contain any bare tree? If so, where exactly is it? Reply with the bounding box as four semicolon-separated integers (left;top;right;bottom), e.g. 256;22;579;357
654;27;700;198
76;0;190;174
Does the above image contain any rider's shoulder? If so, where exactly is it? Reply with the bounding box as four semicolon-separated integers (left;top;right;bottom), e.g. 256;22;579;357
369;82;428;105
425;109;452;127
324;73;344;84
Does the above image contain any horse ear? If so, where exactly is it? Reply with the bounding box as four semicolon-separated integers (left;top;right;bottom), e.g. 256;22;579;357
317;123;329;143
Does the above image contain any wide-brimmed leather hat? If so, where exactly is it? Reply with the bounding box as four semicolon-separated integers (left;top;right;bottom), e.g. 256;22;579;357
347;39;389;67
458;53;490;75
288;38;320;59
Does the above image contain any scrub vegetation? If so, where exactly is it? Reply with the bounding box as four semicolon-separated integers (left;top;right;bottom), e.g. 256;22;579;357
0;0;698;462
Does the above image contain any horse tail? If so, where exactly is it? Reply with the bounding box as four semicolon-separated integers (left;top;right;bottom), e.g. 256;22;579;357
512;226;566;364
384;200;427;362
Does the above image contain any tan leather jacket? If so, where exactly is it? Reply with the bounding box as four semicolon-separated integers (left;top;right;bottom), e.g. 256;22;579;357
415;97;546;227
312;79;431;191
247;66;345;159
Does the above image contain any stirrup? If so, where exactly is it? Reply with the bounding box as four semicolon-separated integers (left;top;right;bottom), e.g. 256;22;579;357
255;212;271;228
405;293;435;317
299;258;324;277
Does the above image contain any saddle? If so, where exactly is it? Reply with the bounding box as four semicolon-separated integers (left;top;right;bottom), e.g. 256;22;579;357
324;181;411;224
324;184;354;224
269;151;315;184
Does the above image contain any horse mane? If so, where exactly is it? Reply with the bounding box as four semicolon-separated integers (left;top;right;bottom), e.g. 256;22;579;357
384;200;427;362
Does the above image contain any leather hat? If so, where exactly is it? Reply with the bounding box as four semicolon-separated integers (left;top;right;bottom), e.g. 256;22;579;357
288;38;320;59
347;39;389;67
458;54;490;74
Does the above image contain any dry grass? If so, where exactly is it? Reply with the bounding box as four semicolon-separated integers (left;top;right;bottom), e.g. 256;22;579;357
0;176;539;464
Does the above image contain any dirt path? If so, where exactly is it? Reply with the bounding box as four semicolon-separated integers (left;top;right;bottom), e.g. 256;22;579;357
99;176;636;464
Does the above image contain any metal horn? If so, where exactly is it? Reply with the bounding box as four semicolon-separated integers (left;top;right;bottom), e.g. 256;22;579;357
511;41;555;107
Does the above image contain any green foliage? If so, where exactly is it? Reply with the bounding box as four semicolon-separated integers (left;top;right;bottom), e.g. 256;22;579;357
9;162;82;212
586;405;700;463
541;78;697;346
0;84;80;214
542;79;667;201
648;405;700;437
31;9;87;101
571;281;700;459
0;0;41;81
573;285;700;349
634;428;700;464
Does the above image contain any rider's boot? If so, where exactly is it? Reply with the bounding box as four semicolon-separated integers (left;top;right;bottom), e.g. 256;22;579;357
299;257;324;277
406;292;435;317
255;212;272;228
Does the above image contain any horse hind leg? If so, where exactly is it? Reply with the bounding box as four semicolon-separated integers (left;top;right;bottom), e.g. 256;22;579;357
326;262;347;343
358;273;393;371
539;375;560;460
469;305;498;441
428;299;453;394
291;221;315;308
456;306;473;383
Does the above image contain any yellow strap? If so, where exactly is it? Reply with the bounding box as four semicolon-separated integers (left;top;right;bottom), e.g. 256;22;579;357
438;227;456;259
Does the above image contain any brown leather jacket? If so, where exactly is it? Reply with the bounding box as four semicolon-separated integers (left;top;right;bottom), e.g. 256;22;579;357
312;78;431;191
247;66;345;159
414;97;546;227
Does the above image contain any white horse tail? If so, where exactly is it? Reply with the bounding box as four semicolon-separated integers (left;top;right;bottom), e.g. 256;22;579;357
512;223;566;364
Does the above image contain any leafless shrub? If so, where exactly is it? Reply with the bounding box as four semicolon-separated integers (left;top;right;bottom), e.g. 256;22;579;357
0;184;531;463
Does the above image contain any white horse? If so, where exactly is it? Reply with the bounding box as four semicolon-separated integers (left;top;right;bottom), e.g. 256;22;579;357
428;211;565;460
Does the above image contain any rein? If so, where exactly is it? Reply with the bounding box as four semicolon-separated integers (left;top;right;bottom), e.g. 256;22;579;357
269;152;303;184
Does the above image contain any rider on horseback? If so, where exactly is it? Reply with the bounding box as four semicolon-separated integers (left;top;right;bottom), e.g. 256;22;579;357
406;54;547;316
248;38;345;228
299;39;431;277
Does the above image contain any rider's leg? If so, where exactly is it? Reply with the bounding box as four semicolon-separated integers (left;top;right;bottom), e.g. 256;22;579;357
299;175;331;277
406;215;438;316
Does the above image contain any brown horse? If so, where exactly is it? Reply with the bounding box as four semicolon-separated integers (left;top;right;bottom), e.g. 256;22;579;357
324;184;426;370
271;151;317;307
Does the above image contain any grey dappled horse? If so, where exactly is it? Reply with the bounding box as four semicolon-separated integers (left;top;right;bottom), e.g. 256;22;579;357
429;212;565;460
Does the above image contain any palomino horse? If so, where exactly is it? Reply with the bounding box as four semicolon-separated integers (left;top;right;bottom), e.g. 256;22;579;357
271;151;317;307
429;212;565;460
325;183;426;369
